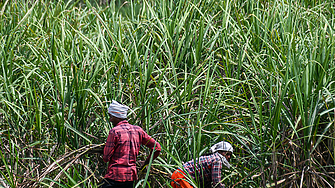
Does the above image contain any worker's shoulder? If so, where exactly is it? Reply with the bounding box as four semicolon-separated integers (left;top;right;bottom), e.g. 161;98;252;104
112;123;144;131
131;124;146;131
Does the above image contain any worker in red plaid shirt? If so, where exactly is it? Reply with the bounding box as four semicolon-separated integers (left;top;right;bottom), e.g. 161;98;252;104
171;141;233;188
99;100;161;188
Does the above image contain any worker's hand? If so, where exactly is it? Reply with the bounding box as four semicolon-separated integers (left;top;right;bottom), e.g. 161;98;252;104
137;160;145;171
140;164;148;171
138;160;148;171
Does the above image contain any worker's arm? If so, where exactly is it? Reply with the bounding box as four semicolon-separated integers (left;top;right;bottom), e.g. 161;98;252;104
141;129;161;168
103;129;117;162
212;160;225;188
143;143;161;167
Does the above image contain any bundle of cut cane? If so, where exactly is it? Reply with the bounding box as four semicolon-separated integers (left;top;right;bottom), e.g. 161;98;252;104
24;143;105;187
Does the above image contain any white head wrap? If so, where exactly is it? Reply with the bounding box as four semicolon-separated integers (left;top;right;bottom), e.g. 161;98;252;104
209;141;233;168
108;100;129;119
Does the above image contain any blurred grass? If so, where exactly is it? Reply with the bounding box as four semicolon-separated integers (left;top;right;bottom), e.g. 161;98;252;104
1;0;335;187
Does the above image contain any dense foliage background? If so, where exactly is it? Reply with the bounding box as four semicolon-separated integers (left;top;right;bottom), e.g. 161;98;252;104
1;0;335;187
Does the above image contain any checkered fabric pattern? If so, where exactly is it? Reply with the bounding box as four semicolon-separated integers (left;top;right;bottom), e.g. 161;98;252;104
182;153;225;188
103;120;161;182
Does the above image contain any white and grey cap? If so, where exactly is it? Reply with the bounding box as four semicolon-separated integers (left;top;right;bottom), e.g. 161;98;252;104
209;141;233;153
209;141;233;169
108;100;129;119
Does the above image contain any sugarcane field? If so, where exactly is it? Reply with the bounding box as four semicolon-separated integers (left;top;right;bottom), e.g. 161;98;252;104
1;0;335;187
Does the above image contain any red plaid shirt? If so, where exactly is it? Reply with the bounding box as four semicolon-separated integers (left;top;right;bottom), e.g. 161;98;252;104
182;153;225;188
103;120;161;182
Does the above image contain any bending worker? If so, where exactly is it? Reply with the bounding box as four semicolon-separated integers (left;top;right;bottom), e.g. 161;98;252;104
171;141;233;188
100;100;161;188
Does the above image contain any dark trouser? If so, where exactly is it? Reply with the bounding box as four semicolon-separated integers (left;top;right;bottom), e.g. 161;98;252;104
98;178;133;188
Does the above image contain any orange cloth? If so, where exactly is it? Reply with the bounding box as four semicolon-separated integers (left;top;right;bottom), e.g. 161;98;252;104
171;169;194;188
